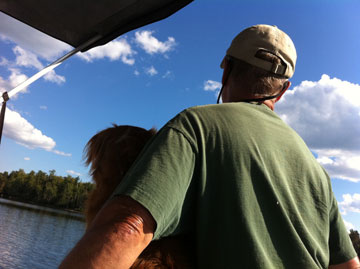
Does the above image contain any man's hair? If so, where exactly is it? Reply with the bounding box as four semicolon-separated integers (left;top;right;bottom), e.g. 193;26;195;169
228;50;288;97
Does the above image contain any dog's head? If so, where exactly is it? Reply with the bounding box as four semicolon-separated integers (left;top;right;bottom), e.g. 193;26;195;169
84;124;156;184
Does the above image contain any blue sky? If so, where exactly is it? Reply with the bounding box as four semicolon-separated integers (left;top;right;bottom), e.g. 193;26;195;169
0;1;359;230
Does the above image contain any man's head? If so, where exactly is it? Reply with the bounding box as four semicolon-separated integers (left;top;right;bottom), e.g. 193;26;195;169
219;24;297;104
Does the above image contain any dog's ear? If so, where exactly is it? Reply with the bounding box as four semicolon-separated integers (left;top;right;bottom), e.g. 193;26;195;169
149;127;157;136
83;131;106;177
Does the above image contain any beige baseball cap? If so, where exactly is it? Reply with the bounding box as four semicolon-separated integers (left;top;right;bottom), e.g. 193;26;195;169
220;24;297;78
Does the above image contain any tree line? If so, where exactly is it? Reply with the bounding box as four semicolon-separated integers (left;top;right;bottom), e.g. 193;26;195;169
0;169;359;256
350;229;360;258
0;169;93;211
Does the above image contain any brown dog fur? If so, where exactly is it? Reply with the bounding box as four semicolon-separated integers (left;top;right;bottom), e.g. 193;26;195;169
84;124;195;268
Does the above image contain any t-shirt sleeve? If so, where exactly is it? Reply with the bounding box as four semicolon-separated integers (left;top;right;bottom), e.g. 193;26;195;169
328;192;357;265
111;126;196;240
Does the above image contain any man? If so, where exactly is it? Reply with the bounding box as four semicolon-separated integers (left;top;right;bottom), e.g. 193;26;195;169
60;25;359;268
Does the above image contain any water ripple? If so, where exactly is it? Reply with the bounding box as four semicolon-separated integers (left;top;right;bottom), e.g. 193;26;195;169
0;199;85;269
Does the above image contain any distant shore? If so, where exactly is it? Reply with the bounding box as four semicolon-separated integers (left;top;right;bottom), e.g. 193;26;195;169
0;197;85;221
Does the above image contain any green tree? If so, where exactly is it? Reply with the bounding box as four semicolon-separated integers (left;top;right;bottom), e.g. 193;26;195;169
0;169;93;211
26;170;41;202
0;171;8;194
349;229;360;257
3;170;24;197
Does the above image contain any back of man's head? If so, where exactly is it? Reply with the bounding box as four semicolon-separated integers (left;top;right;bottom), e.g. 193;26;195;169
221;25;297;98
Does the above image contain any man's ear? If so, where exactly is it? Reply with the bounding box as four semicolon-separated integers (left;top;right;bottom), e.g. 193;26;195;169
275;81;291;102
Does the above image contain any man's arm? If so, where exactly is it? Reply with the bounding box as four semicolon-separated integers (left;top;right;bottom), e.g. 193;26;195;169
329;256;360;269
59;195;156;269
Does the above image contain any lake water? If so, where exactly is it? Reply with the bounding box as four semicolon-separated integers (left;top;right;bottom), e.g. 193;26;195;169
0;198;86;269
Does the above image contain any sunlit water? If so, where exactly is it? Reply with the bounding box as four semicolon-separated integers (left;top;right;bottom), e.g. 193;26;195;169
0;198;86;269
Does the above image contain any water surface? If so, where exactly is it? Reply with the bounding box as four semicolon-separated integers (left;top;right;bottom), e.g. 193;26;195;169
0;198;85;269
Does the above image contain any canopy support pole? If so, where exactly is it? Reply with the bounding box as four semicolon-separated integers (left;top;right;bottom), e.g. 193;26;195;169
0;34;102;103
0;34;102;146
0;91;9;144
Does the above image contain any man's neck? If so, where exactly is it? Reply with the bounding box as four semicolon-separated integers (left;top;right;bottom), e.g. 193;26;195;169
222;83;277;110
262;100;275;110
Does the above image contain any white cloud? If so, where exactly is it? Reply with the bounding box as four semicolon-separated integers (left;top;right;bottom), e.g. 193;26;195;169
204;80;222;91
1;66;64;98
135;31;176;55
53;150;72;157
317;156;334;165
4;107;55;150
3;107;70;156
39;105;47;110
146;66;158;76
0;12;71;61
66;170;81;177
8;68;29;91
276;74;360;182
204;80;222;101
162;70;173;79
13;46;43;70
0;57;10;66
12;46;65;84
0;77;6;91
78;39;135;65
0;47;65;89
339;193;360;215
43;69;66;84
315;150;360;182
134;70;140;76
0;69;29;97
24;157;30;161
343;220;355;231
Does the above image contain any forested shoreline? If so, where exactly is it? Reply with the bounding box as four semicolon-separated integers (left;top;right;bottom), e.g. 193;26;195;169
350;230;360;258
0;169;359;257
0;169;93;212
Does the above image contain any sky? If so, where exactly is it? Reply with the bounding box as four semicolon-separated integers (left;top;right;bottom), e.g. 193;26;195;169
0;0;359;231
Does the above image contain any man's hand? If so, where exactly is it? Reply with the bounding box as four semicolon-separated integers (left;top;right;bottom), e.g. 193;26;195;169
59;195;156;269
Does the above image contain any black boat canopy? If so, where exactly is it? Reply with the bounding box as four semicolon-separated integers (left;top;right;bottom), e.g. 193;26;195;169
0;0;193;144
0;0;193;51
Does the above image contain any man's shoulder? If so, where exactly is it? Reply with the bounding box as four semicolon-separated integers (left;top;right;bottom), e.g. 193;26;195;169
166;103;280;129
165;102;275;136
167;104;218;123
178;102;267;116
180;103;219;114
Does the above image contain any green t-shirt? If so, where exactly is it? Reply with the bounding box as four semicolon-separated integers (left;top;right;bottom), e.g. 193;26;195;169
113;102;356;268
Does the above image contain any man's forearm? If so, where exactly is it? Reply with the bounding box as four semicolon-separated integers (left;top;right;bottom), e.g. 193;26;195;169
59;196;155;269
329;257;360;269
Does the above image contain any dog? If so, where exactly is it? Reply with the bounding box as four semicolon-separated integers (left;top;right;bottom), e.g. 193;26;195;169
84;124;195;268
